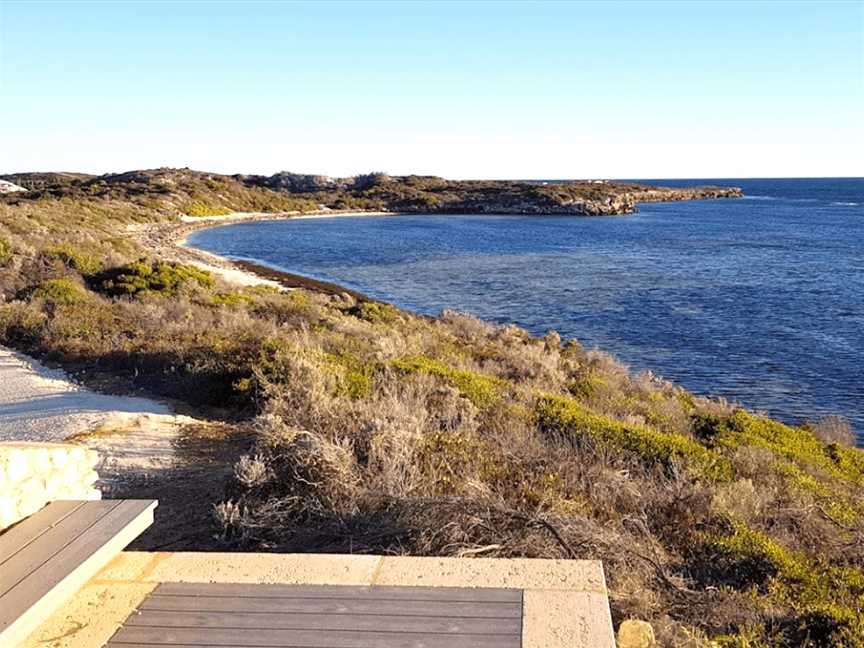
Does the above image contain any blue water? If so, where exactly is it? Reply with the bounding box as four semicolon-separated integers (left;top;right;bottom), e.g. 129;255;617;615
188;178;864;438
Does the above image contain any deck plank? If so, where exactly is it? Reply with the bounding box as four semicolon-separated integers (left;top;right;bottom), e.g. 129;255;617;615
125;609;522;634
140;594;521;618
111;582;523;647
108;626;521;647
153;581;522;602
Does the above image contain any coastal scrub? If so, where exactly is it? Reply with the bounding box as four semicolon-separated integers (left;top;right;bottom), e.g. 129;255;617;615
94;261;215;297
0;169;859;647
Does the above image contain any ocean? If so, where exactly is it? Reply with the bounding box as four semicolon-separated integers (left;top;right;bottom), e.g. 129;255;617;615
187;178;863;439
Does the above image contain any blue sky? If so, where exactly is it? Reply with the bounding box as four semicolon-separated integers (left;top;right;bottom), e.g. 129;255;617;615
1;1;861;178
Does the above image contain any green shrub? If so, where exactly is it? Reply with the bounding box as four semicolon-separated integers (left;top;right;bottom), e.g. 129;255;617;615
535;393;732;480
351;300;401;325
705;411;864;485
325;351;376;399
705;520;864;646
287;290;312;309
212;291;255;307
392;356;503;407
33;278;89;305
567;371;607;399
185;200;232;217
95;261;214;297
44;244;103;275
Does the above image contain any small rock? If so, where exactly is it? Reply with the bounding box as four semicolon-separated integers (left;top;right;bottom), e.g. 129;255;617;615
617;619;656;648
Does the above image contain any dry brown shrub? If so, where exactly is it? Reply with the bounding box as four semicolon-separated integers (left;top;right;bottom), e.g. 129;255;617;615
711;478;771;521
439;309;498;340
809;415;856;447
483;336;565;387
729;446;777;481
362;377;438;497
233;454;271;488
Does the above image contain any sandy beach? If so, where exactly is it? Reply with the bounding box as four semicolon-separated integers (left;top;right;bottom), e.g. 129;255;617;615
148;209;392;294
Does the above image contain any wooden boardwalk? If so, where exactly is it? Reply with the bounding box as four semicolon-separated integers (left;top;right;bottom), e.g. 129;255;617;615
0;499;157;647
107;582;524;647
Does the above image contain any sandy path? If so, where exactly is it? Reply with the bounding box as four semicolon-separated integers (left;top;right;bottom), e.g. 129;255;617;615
0;346;230;548
0;346;183;442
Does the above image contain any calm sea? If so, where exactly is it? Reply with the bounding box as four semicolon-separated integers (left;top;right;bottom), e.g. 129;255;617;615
188;178;864;438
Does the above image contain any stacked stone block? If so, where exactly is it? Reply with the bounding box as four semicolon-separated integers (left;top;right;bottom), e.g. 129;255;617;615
0;442;100;530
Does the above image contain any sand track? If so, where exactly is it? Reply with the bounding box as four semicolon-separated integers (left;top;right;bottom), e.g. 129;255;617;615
0;347;189;442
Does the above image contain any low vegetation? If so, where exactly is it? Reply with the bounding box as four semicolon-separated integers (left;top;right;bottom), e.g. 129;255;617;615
2;166;741;219
0;236;12;266
0;169;858;647
93;260;215;297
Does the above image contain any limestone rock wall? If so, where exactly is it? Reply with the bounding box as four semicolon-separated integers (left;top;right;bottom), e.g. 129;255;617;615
0;442;100;530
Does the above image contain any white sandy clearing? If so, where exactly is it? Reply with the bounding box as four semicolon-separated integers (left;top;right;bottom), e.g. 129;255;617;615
186;256;283;289
179;210;278;223
178;209;391;224
0;346;191;443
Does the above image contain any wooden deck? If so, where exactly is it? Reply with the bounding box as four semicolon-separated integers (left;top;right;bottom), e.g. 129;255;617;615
0;499;157;647
107;582;524;647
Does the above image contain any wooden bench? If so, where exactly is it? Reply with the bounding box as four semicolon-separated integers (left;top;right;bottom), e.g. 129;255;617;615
108;582;523;647
0;499;157;647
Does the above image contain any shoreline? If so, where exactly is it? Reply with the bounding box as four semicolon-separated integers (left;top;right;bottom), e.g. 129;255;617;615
140;209;393;296
230;258;371;300
157;201;679;301
158;190;747;292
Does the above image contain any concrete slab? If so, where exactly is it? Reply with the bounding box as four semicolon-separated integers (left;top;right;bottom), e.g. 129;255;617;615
141;551;383;585
18;582;156;648
523;589;617;648
374;555;608;591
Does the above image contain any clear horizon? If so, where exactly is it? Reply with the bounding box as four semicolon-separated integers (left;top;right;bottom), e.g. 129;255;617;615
1;1;862;179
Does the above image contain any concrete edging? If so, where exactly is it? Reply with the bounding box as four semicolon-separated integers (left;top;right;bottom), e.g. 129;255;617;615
21;552;616;648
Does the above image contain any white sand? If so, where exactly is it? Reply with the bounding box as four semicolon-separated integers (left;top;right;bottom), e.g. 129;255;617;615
187;257;284;289
176;244;283;289
0;346;187;442
179;211;278;223
179;209;390;224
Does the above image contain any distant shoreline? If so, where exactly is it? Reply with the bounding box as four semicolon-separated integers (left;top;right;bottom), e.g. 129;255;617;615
150;177;749;309
160;195;738;302
142;209;392;300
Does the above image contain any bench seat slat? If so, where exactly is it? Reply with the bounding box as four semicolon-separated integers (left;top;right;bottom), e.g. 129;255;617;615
0;499;156;647
0;500;84;566
0;500;121;596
